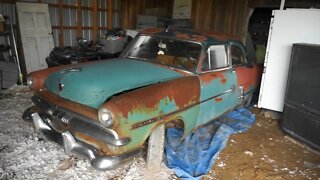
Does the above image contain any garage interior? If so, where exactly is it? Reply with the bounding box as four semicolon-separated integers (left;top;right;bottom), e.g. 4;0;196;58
0;0;320;179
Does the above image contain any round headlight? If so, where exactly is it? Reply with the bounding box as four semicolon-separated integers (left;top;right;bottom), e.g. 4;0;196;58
27;75;34;90
98;108;113;127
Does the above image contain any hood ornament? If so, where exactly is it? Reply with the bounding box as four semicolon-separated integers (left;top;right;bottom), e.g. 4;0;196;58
58;82;64;92
60;67;82;73
58;67;80;92
68;67;81;72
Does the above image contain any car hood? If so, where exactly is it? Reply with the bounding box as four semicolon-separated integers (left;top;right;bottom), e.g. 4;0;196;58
45;59;184;109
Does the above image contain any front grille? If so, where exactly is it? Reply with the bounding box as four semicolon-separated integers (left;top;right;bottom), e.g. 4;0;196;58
53;111;72;125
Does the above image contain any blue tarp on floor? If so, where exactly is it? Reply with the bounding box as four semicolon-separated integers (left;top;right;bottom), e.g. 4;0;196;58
165;108;256;179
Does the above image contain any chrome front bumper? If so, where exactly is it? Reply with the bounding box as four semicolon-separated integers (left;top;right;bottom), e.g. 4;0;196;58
31;112;142;171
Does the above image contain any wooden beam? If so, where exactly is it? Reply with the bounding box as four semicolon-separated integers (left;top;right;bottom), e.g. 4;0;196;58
76;0;82;38
47;3;110;11
92;0;98;41
0;0;16;3
52;25;109;30
58;0;64;47
107;0;112;29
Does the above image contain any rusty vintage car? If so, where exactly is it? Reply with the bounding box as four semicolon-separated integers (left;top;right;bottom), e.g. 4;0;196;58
24;28;261;170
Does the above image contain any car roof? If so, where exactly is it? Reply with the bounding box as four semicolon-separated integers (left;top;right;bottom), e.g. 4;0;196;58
139;28;242;46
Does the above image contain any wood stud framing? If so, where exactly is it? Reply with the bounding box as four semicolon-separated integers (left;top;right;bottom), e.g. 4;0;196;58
92;0;98;41
0;0;114;46
58;0;64;47
107;0;112;29
76;0;82;38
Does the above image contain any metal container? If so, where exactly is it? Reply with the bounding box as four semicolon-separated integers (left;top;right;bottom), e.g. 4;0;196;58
100;36;127;54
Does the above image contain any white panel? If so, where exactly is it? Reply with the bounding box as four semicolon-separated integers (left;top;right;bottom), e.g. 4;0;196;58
258;9;320;112
17;2;54;73
23;12;35;29
26;37;39;72
38;37;49;69
36;12;48;29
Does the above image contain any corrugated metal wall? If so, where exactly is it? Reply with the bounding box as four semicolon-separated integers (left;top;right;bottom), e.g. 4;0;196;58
0;0;120;48
0;2;18;62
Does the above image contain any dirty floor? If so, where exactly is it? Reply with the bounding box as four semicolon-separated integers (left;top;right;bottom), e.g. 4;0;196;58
0;87;319;179
204;108;320;180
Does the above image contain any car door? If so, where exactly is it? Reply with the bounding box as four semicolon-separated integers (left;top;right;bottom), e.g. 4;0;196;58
230;42;258;105
197;44;240;126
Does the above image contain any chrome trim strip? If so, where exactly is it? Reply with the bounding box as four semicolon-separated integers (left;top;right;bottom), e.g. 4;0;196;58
131;88;234;129
61;131;142;170
31;114;142;170
32;113;51;132
198;67;232;74
62;131;97;159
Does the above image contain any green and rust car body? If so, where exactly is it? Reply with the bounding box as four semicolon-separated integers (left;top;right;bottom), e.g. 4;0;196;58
25;28;261;170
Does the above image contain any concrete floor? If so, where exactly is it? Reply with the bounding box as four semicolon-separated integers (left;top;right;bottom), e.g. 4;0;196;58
204;108;320;179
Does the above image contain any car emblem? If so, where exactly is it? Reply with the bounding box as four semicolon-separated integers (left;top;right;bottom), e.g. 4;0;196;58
58;82;64;91
60;67;82;73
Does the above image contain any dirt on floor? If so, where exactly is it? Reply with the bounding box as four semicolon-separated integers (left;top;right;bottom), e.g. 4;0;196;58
1;87;319;179
204;108;320;180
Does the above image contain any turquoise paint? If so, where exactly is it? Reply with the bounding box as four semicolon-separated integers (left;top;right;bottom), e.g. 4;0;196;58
197;70;240;126
127;97;179;125
121;96;200;151
45;59;184;109
176;105;201;136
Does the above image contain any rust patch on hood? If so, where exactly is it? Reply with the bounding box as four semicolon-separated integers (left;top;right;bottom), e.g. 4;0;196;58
104;76;201;120
215;97;223;102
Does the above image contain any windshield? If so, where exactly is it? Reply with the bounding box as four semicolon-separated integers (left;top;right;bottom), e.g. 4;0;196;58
121;35;202;72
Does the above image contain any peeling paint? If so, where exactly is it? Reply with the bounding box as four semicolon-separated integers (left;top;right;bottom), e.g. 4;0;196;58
28;28;262;157
215;97;223;102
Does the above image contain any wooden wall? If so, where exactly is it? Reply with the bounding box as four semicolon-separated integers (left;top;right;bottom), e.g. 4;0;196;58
191;0;251;38
120;0;320;39
120;0;253;38
120;0;173;30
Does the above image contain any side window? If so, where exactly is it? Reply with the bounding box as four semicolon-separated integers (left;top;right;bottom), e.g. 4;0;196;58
231;45;246;66
202;45;228;71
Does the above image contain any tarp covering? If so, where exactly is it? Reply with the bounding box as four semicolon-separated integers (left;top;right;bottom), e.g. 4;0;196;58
165;108;256;179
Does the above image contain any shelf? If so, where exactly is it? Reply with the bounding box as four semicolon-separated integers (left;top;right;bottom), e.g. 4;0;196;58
0;31;10;36
0;45;11;52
